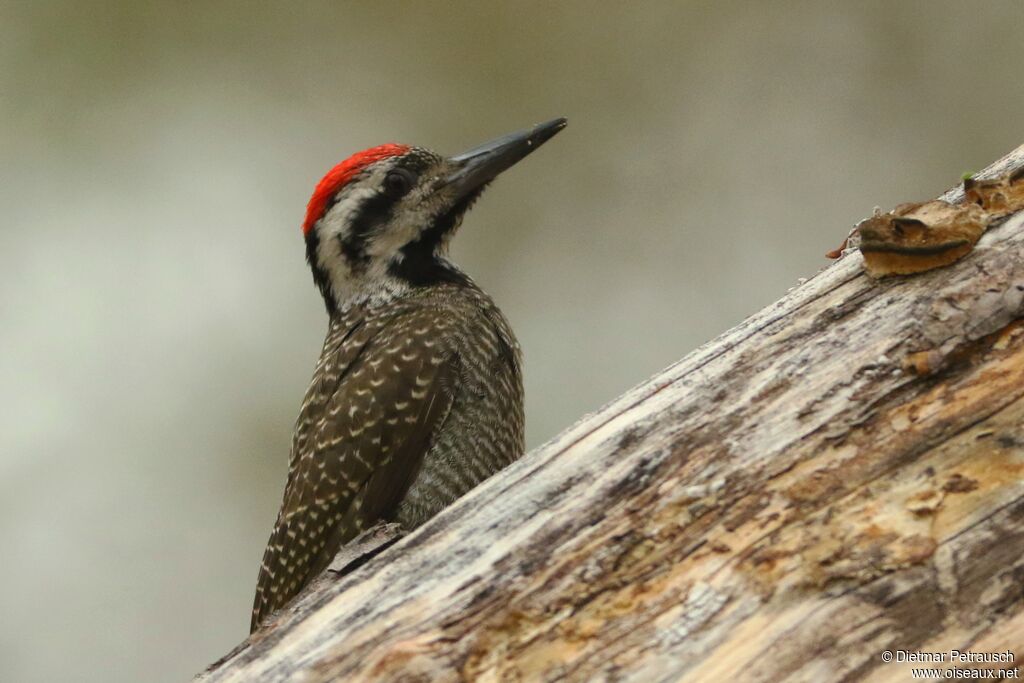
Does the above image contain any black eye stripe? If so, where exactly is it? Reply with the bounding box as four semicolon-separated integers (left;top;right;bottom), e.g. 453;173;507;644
322;150;435;223
320;148;454;278
337;189;399;267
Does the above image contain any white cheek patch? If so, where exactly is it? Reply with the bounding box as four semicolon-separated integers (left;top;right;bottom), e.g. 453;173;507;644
312;166;425;310
309;161;463;311
371;185;454;260
316;185;375;280
317;185;378;244
366;203;433;260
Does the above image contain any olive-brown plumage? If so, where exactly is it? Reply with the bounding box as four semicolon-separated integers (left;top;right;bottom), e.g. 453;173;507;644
250;118;565;631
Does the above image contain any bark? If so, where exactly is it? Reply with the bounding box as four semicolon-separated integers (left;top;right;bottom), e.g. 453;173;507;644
198;144;1024;682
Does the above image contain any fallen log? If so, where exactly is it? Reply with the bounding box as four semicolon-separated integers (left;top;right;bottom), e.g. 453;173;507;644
198;144;1024;682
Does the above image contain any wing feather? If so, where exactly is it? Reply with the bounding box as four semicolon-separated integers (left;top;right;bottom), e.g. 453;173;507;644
250;307;455;631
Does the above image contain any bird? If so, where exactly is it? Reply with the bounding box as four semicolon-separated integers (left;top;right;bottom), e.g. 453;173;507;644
250;117;567;632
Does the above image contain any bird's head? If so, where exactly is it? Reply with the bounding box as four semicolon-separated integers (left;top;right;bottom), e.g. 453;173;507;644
301;117;567;313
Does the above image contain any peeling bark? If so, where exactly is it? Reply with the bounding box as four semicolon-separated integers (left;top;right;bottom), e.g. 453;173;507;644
198;144;1024;683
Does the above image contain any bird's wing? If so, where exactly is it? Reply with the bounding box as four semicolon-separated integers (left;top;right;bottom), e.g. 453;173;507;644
251;307;457;631
282;313;370;500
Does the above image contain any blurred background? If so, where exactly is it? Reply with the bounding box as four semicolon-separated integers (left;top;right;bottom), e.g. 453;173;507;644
2;2;1022;681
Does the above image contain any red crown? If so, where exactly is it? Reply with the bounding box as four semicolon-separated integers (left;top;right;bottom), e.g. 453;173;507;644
302;143;410;235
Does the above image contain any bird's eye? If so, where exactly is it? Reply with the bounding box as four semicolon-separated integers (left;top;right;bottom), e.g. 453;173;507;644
383;169;415;198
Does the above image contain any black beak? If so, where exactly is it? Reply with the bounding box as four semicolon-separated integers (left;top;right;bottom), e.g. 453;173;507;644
443;117;567;201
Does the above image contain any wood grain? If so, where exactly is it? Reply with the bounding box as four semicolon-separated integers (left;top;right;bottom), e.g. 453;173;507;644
198;143;1024;683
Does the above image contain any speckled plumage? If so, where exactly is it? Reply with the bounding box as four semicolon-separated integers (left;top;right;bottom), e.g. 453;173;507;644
251;281;523;630
250;118;564;632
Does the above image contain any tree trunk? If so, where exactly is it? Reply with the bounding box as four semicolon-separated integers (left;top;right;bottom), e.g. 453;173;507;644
198;144;1024;683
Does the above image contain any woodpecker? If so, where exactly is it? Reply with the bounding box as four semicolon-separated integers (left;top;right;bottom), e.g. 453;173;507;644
250;117;567;631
